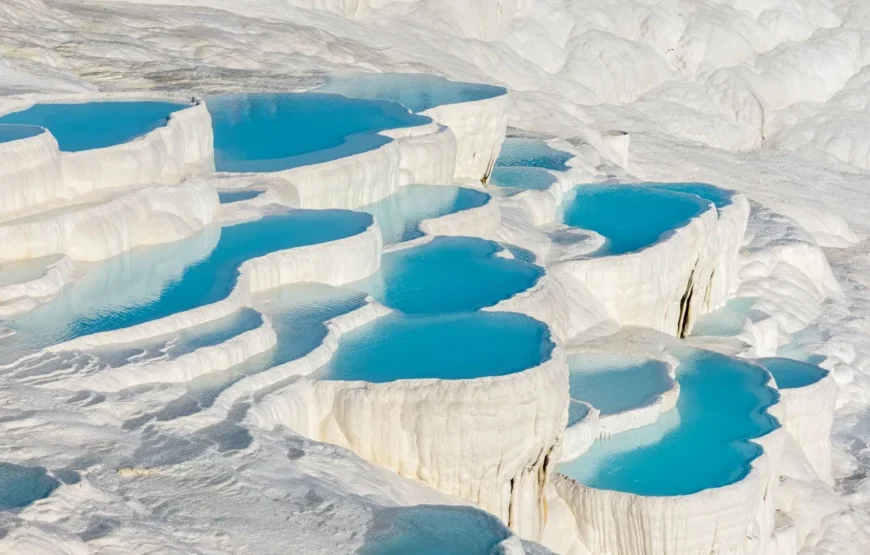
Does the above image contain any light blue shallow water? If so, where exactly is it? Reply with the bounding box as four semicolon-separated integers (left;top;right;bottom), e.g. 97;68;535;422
649;182;734;209
690;297;758;338
313;73;506;113
318;311;553;383
359;505;512;555
496;138;572;171
568;400;591;426
6;210;372;351
559;185;711;256
0;101;187;152
758;357;828;389
490;166;557;194
569;354;673;415
0;463;60;510
353;236;543;314
207;93;429;172
0;124;43;144
558;349;780;496
217;189;263;203
359;185;489;244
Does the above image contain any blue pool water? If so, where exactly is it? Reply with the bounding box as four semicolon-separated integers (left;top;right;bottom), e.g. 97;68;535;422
758;357;828;389
313;73;506;113
7;210;372;351
0;463;60;509
353;236;543;314
319;311;553;383
359;505;512;555
558;349;779;495
649;182;734;209
569;354;673;415
0;124;43;144
207;93;429;172
568;400;591;426
496;138;572;171
217;189;263;203
559;185;711;256
690;297;758;338
359;185;489;244
489;166;557;194
0;101;187;152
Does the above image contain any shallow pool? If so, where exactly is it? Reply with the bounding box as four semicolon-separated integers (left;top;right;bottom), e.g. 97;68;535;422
559;185;710;256
649;182;734;209
569;354;673;415
7;210;372;351
353;236;543;314
0;462;60;510
0;124;43;144
318;311;553;383
489;166;557;194
313;73;506;113
0;100;188;152
359;185;489;244
359;505;512;555
207;93;429;172
558;349;779;496
757;357;828;389
690;297;758;338
217;189;263;203
496;137;572;171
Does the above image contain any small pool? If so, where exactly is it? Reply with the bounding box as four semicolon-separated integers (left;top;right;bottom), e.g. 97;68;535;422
690;297;758;338
0;100;188;152
207;93;430;172
558;349;779;496
7;210;372;350
568;400;591;426
0;462;60;510
359;185;489;244
559;185;711;256
757;357;828;389
318;311;553;383
649;182;734;209
353;236;543;314
0;124;43;144
568;354;673;415
496;138;572;171
217;189;263;204
359;505;512;555
313;73;506;113
489;166;557;194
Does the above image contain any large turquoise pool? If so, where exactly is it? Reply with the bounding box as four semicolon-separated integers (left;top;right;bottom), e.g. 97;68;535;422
353;236;543;314
558;349;779;495
559;185;711;256
318;311;553;383
313;73;506;113
359;185;489;245
0;100;188;152
207;93;429;172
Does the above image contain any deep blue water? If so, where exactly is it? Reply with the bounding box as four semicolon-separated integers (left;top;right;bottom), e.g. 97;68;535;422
0;463;60;509
559;185;711;255
353;236;543;314
569;354;673;415
359;185;489;244
758;357;828;389
558;349;780;496
0;101;187;152
217;189;263;203
7;210;372;350
207;93;429;172
313;73;506;113
0;124;43;144
319;311;553;383
496;138;572;171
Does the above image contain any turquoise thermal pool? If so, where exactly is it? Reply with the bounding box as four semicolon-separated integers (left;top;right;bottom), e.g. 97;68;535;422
496;137;572;171
313;73;506;113
649;182;735;209
359;185;489;244
568;354;673;416
757;357;828;389
0;100;188;152
318;311;553;383
489;166;557;194
5;210;372;352
353;236;543;314
690;297;759;338
558;349;779;496
0;124;43;144
559;185;711;256
359;505;512;555
207;93;429;172
0;463;60;510
217;189;263;203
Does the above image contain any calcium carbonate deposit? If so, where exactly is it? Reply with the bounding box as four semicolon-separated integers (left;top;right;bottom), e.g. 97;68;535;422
1;1;869;554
